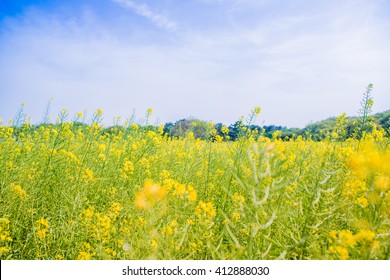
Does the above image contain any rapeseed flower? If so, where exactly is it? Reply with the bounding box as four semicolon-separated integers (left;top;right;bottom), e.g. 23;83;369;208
135;180;167;210
231;212;241;222
187;185;197;202
355;230;376;244
374;175;389;192
329;245;349;260
10;183;27;200
173;183;186;196
120;160;134;179
96;109;103;117
82;169;95;183
77;251;92;260
151;239;158;250
221;126;229;134
109;202;122;219
0;218;13;256
195;200;216;223
232;192;245;204
35;218;50;239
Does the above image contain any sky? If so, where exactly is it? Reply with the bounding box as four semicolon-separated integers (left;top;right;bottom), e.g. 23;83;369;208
0;0;389;128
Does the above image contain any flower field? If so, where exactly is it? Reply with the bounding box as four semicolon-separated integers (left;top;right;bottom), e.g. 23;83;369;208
1;110;389;260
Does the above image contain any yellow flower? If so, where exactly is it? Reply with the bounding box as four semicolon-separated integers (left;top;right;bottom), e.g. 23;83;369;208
140;158;150;168
329;245;349;260
232;192;245;204
173;184;186;196
329;229;356;247
371;241;380;250
0;246;11;255
0;217;13;251
161;225;173;236
109;202;122;218
81;206;95;220
82;169;95;183
329;230;337;241
187;131;195;140
339;230;356;247
231;212;240;222
0;218;10;226
96;109;103;117
120;160;134;179
355;230;375;244
355;195;368;208
36;218;50;229
221;126;229;134
374;175;390;192
77;251;92;260
170;220;178;228
253;106;261;116
35;229;48;239
10;184;27;199
97;144;106;152
35;218;50;239
135;180;167;209
195;200;216;221
137;217;146;226
105;248;117;257
151;239;158;250
187;185;197;202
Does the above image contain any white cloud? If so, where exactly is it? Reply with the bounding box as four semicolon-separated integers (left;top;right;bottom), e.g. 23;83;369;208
112;0;177;30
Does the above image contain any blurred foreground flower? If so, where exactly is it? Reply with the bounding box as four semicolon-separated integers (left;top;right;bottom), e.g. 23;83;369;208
135;180;167;209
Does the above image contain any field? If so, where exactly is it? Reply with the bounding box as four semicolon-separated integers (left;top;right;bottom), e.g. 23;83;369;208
1;109;390;260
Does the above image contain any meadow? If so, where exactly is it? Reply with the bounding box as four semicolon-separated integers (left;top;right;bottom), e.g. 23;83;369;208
0;107;389;260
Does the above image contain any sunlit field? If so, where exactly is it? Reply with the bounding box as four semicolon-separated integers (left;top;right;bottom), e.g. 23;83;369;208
1;107;389;260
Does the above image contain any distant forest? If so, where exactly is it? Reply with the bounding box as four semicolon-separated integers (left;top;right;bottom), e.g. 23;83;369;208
10;109;385;142
159;110;390;141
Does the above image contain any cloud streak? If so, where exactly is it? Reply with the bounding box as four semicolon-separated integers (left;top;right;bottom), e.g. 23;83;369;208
112;0;177;30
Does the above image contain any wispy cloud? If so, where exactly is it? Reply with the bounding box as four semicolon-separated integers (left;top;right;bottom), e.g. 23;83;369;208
112;0;177;30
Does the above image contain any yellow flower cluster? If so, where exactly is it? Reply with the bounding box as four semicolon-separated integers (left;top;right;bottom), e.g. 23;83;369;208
374;175;390;192
343;143;390;211
109;202;122;219
195;201;216;224
161;178;197;202
151;239;158;250
161;220;179;236
77;251;92;260
82;169;95;183
10;183;27;200
58;149;81;165
232;192;245;204
35;218;50;239
77;242;95;260
328;229;379;259
343;179;368;208
135;180;167;209
0;218;13;256
119;159;134;179
79;205;122;258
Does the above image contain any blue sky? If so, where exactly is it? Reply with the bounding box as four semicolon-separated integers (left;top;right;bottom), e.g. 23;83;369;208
0;0;389;128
